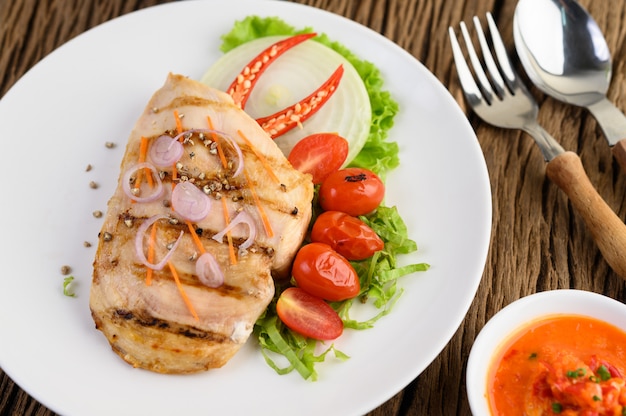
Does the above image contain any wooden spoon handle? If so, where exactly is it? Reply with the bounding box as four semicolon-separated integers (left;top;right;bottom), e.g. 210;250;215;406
611;138;626;175
546;151;626;279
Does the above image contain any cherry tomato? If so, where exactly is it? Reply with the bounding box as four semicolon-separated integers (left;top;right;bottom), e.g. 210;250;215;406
318;167;385;216
276;287;343;340
311;211;384;260
292;242;360;301
287;133;349;184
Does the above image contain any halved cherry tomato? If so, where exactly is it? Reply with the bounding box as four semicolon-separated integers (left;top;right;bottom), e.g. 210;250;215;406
318;167;385;216
311;211;384;260
287;133;349;184
292;242;360;301
276;287;343;340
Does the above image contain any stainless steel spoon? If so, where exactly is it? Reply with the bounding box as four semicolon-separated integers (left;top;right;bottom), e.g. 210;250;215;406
513;0;626;173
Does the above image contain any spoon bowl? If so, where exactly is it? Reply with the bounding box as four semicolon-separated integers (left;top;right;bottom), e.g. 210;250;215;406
514;0;626;171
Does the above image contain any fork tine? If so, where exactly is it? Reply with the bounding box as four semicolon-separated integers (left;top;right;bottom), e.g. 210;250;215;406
459;21;496;104
449;13;566;160
486;12;517;91
448;26;483;105
472;16;506;98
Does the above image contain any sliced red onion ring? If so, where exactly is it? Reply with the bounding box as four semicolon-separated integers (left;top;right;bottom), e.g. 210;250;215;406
148;134;184;168
174;129;244;177
195;252;224;288
172;181;212;222
135;214;184;270
122;162;164;203
212;211;257;250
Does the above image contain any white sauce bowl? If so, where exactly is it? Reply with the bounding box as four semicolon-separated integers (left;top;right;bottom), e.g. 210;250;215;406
466;289;626;415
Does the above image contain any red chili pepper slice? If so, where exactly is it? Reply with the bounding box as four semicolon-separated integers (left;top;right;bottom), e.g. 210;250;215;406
227;33;317;109
256;64;344;139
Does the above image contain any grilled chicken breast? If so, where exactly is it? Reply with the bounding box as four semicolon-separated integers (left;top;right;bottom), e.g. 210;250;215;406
90;73;313;374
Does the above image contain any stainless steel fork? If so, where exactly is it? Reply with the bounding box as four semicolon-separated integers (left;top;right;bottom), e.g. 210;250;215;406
449;13;626;280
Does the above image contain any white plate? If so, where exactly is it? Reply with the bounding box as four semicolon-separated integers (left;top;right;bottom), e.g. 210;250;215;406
0;1;491;415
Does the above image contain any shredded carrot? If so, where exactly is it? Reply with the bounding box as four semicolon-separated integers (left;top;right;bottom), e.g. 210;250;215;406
142;137;155;187
131;136;153;205
167;261;199;321
145;222;157;286
221;197;238;265
174;110;184;136
237;130;280;183
171;110;183;187
206;116;228;169
137;136;154;188
244;170;274;238
185;221;206;254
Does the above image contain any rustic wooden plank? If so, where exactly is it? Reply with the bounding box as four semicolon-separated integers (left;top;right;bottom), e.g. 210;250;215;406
2;0;626;415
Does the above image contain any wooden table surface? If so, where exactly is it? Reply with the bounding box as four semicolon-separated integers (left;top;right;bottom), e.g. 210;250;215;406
2;0;626;415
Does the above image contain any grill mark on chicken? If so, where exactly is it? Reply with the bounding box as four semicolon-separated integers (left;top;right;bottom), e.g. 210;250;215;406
110;309;232;343
100;218;274;298
113;212;279;264
122;128;309;218
164;95;228;112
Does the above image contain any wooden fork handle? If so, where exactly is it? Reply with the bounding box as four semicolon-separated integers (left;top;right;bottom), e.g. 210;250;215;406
611;138;626;176
546;151;626;280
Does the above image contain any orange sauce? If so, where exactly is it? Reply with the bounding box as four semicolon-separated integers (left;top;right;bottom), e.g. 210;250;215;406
488;315;626;415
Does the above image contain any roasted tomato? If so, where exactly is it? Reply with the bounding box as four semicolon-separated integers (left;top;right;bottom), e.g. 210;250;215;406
318;167;385;216
311;211;384;260
287;133;349;184
292;242;360;301
276;287;343;340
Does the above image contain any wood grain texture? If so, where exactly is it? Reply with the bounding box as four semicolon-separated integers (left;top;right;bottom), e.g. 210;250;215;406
1;0;626;415
612;139;626;176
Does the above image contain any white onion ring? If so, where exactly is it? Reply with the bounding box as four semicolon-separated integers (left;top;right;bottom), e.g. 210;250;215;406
212;211;257;250
171;181;212;222
174;129;244;177
148;134;184;168
135;214;184;270
122;162;164;203
195;252;224;288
